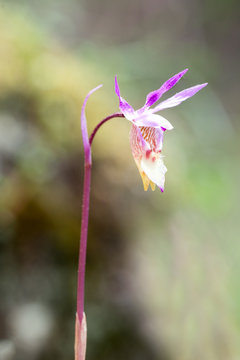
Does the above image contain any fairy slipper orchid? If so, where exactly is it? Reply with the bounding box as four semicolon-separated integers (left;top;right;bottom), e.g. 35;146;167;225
115;70;207;191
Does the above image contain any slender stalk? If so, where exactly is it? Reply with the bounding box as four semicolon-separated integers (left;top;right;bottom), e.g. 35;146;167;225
77;111;125;320
76;85;125;360
77;161;91;321
75;86;101;360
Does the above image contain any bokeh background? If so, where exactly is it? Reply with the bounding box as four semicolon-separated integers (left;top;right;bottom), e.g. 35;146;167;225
0;0;240;359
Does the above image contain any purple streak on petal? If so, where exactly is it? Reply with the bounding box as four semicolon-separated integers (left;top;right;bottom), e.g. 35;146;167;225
119;97;135;119
115;76;135;119
152;83;208;112
144;69;189;108
81;84;103;165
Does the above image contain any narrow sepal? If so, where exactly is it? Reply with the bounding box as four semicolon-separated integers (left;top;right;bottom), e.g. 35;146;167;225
143;68;188;108
115;76;135;119
152;83;208;112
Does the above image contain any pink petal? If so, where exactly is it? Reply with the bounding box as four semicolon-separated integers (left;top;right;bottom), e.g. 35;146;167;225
134;114;173;130
135;125;150;151
140;126;164;152
115;76;135;119
152;83;208;112
130;125;150;160
143;69;188;108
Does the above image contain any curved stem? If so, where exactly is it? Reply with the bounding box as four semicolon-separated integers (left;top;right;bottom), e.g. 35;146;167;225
89;113;124;146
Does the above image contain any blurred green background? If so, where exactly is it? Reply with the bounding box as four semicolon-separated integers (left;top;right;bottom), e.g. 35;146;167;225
0;0;239;359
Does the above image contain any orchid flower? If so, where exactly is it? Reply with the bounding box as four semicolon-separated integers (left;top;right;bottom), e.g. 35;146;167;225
76;72;207;360
115;69;207;192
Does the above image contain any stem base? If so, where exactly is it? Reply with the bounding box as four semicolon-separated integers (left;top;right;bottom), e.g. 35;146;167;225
75;312;87;360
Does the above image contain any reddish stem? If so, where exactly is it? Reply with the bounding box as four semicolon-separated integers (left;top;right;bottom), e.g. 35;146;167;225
77;161;91;321
89;113;124;145
77;112;125;322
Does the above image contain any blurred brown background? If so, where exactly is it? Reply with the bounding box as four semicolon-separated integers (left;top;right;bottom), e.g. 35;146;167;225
0;0;240;359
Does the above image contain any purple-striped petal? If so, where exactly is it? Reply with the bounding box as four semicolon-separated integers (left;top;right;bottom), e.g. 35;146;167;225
130;124;150;163
152;83;208;112
135;125;150;151
139;126;165;152
134;114;174;130
115;76;135;120
143;69;189;108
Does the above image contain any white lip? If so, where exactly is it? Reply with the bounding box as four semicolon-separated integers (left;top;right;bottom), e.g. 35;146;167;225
141;154;167;190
